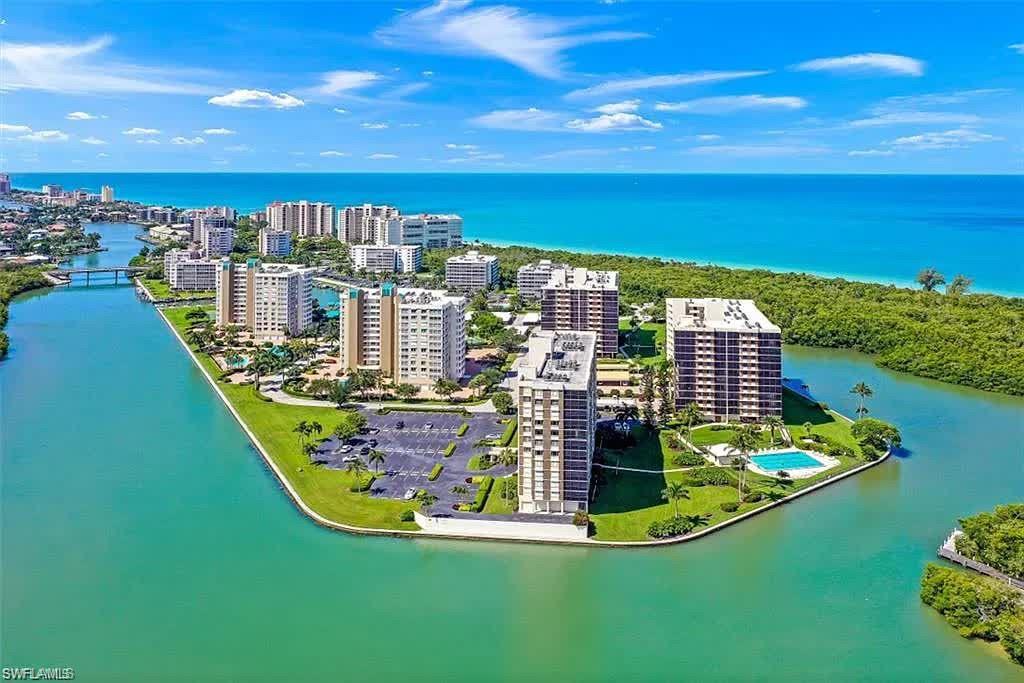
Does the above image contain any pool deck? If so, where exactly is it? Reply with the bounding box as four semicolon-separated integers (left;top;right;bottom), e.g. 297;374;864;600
746;447;839;479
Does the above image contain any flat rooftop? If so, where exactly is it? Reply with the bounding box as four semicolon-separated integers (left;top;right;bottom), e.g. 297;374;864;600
519;330;596;390
543;267;618;291
447;250;496;264
666;297;780;333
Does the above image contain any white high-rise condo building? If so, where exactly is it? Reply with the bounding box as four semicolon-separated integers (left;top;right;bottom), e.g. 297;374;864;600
163;249;218;291
201;225;234;257
192;213;229;243
216;259;314;342
384;214;462;249
100;185;114;203
338;204;400;244
541;267;620;358
517;260;569;300
665;298;782;422
350;244;422;273
266;200;335;237
516;330;597;515
445;250;499;292
259;228;292;257
340;284;466;385
42;184;63;197
0;174;11;195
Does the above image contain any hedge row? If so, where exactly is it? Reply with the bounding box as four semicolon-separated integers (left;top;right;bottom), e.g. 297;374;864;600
428;463;444;481
471;476;494;512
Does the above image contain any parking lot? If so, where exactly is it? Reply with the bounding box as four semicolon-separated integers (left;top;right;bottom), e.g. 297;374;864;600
314;409;516;512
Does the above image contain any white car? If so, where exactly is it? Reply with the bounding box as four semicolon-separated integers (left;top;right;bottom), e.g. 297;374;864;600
338;444;353;453
342;455;359;463
403;488;418;501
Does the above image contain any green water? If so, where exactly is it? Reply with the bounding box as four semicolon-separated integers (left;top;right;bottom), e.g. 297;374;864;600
2;224;1022;681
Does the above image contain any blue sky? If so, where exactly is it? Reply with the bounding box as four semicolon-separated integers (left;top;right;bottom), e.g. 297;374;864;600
2;1;1022;173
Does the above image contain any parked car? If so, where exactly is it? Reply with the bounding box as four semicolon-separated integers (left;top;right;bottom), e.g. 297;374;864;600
359;446;370;455
403;488;417;501
424;422;433;429
342;455;359;463
368;439;378;447
357;427;369;435
395;420;405;430
338;445;353;453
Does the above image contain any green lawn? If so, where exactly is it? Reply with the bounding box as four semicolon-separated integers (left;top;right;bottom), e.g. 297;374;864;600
599;426;695;471
618;320;665;366
163;307;417;532
688;425;776;450
589;395;870;541
141;278;214;301
482;475;518;514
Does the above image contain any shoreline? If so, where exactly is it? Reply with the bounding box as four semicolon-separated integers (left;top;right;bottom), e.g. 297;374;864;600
154;302;892;548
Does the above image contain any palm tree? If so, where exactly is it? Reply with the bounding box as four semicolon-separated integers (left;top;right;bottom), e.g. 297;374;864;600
346;458;369;491
727;424;761;501
731;457;747;501
367;449;386;474
302;441;318;462
661;481;690;519
803;421;813;438
677;401;703;432
293;420;310;448
850;382;874;418
763;415;785;445
417;491;438;512
614;403;640;427
395;383;419;401
498;448;517;466
916;267;946;292
246;349;277;391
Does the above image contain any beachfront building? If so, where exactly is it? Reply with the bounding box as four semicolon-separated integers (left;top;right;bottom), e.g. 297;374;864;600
517;260;569;300
0;174;11;195
665;298;782;422
259;228;292;257
516;330;597;515
266;200;335;238
445;250;498;292
42;184;63;198
163;249;218;291
383;214;462;249
216;259;314;341
350;244;422;274
540;267;620;358
340;284;466;385
337;204;400;244
100;185;114;203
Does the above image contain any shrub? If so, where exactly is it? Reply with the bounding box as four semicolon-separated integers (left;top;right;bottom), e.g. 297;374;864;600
498;419;518;447
860;442;882;461
720;501;740;513
671;450;706;467
852;418;902;451
689;467;733;486
824;442;856;459
491;391;514;415
572;510;590;528
471;476;494;512
455;422;469;437
647;516;695;539
743;490;766;503
442;442;456;457
349;475;375;493
399;509;415;522
428;463;444;481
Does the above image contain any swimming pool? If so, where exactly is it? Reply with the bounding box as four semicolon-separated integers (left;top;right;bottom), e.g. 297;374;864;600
750;451;823;471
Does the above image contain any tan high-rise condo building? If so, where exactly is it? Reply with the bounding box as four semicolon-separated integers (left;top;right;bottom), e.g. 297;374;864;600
516;330;597;514
100;185;114;203
216;259;313;342
266;201;335;237
445;250;498;292
665;298;782;422
340;284;466;385
337;204;400;244
540;267;619;358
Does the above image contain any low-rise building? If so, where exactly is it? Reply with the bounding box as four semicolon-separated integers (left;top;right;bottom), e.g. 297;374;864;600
516;330;597;515
259;228;292;257
540;267;620;358
350;244;422;273
517;260;569;300
445;250;498;292
216;259;314;341
163;249;219;291
148;224;191;243
665;298;782;422
340;284;466;385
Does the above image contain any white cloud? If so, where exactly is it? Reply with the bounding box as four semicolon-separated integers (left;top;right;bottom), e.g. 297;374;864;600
888;127;1003;150
1009;44;1024;55
376;0;648;79
367;153;398;159
655;95;807;113
361;122;390;129
224;144;251;152
566;70;769;99
422;70;435;77
66;111;101;120
686;144;828;157
316;70;381;95
97;152;109;158
446;143;480;150
594;99;640;114
136;139;160;145
848;149;894;157
537;148;612;160
203;127;236;135
695;134;721;141
471;107;563;131
80;136;107;145
793;53;924;77
398;123;421;127
333;108;349;115
0;123;33;134
171;136;205;145
208;89;305;108
386;82;430;99
0;35;215;95
319;150;350;157
848;111;981;127
565;112;662;132
443;153;505;163
19;129;70;143
618;145;656;152
873;89;1008;109
122;127;161;135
